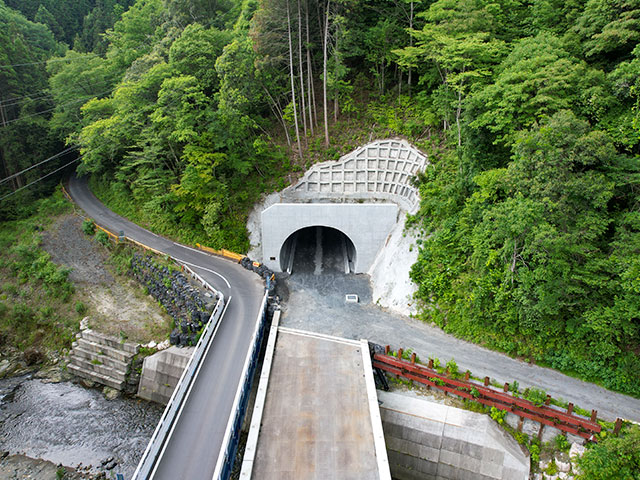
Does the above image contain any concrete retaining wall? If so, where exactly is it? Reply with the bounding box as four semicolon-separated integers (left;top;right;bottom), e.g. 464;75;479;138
261;203;398;273
378;391;529;480
137;346;194;404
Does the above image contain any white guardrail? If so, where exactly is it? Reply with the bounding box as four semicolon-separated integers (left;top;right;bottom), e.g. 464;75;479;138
132;264;227;480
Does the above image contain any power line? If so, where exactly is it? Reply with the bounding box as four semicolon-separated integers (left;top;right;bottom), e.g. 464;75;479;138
0;158;80;202
0;55;87;70
0;76;118;107
1;92;54;108
1;88;115;126
0;145;78;185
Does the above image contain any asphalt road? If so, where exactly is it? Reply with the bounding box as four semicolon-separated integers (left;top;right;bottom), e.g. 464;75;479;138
67;175;264;480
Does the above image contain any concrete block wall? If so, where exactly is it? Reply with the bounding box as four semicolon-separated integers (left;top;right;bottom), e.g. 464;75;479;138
137;346;194;404
378;391;529;480
68;329;139;391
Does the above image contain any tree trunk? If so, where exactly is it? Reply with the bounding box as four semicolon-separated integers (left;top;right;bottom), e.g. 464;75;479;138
305;0;315;133
264;89;291;146
287;0;303;158
297;0;307;138
323;0;330;146
408;0;413;94
333;30;339;122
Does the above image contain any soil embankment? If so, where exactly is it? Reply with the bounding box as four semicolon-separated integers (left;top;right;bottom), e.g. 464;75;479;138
41;214;172;343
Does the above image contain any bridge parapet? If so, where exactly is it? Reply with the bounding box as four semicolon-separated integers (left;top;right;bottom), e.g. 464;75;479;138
132;265;226;480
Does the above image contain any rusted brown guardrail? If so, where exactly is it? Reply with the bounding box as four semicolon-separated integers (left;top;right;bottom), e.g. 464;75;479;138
373;348;610;441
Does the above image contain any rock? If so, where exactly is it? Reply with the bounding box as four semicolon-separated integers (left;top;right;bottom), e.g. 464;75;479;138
23;348;44;366
80;317;90;330
80;379;95;389
0;359;12;378
555;452;571;472
103;387;119;400
557;472;570;479
100;457;113;466
105;460;117;470
569;442;585;459
157;340;170;351
147;341;157;349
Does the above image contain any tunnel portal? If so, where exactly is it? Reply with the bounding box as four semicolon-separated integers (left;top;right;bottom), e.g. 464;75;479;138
280;226;356;274
261;203;398;274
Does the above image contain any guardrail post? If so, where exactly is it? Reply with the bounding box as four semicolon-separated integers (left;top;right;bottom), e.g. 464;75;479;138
397;348;403;360
428;359;433;369
567;403;573;415
385;345;390;355
545;395;551;406
410;353;416;365
503;382;509;393
484;376;490;387
590;410;597;422
464;371;470;381
614;418;623;435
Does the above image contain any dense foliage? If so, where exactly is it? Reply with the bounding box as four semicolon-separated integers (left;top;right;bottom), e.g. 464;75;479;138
576;425;640;479
0;0;638;396
0;192;77;357
406;1;640;396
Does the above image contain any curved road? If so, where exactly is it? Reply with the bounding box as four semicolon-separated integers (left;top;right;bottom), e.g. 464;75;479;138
67;175;264;480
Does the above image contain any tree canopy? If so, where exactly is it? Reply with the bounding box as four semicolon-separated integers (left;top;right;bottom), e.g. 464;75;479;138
0;0;639;398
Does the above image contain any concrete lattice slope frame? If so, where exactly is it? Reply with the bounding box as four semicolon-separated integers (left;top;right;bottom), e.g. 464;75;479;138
287;139;427;213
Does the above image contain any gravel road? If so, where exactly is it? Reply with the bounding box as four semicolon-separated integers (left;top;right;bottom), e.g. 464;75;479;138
279;228;640;423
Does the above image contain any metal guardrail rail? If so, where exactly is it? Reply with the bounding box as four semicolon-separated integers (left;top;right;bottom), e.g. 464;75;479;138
212;291;269;480
373;349;605;441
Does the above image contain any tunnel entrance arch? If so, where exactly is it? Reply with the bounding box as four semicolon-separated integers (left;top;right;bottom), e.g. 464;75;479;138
261;203;398;274
280;226;357;274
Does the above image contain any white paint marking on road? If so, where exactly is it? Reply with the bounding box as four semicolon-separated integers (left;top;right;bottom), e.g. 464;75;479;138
173;242;203;255
173;257;231;289
149;296;233;480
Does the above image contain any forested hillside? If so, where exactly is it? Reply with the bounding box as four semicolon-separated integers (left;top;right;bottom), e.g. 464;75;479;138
0;0;639;396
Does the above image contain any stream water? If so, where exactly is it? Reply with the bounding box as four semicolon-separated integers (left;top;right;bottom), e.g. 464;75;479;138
0;375;163;479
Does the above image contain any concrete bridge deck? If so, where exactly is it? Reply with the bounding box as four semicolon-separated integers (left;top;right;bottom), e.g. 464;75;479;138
241;326;390;480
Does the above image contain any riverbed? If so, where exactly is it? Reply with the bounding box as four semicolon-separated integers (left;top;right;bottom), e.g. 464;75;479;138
0;375;162;479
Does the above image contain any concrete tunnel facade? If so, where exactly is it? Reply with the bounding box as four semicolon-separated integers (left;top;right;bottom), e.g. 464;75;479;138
261;203;398;274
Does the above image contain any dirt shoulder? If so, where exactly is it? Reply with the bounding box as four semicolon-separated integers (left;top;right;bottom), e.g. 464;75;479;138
41;214;172;344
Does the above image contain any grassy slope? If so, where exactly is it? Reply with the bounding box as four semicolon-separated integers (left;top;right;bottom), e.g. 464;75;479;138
0;191;79;361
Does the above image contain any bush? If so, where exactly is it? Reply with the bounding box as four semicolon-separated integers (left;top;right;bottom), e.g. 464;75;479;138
576;426;640;479
82;219;95;235
490;406;506;425
524;387;547;406
95;230;110;246
75;302;87;315
529;443;540;463
554;434;570;453
446;358;459;377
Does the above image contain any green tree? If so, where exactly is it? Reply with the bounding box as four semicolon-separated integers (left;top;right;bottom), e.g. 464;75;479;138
470;33;595;147
395;0;507;145
576;426;640;479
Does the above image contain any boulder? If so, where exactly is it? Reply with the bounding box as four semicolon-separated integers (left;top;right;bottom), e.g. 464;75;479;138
569;442;585;459
555;452;571;473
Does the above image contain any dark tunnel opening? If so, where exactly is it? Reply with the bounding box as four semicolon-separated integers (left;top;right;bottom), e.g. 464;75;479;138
279;226;356;275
